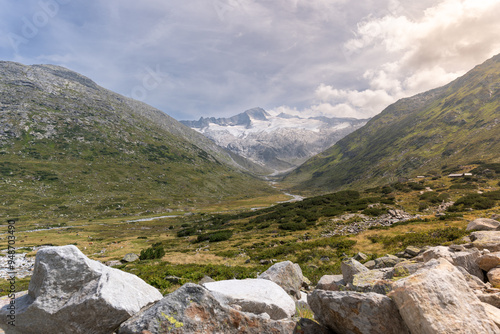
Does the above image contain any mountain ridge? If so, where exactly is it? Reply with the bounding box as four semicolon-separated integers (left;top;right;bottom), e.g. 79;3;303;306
0;61;277;219
284;53;500;193
181;108;368;173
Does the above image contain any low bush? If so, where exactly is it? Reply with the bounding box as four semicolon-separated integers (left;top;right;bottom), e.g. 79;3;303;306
139;242;165;260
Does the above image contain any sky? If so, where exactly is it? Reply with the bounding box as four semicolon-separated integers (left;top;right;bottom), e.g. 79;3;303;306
1;0;500;121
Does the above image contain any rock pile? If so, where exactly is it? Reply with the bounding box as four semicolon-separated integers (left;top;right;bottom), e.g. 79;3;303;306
323;209;417;236
4;218;500;333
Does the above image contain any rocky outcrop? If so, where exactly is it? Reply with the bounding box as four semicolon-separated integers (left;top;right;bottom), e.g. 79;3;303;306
390;258;499;334
202;279;296;320
309;290;410;334
0;245;162;334
119;283;296;334
258;261;304;299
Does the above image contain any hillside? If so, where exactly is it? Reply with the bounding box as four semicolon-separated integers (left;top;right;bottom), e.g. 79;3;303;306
181;108;367;173
284;54;500;193
0;61;278;220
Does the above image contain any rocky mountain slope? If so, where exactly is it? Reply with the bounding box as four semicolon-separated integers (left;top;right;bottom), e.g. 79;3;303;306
284;53;500;193
181;108;368;173
0;61;277;220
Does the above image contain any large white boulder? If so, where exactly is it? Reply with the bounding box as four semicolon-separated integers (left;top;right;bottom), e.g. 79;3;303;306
0;245;162;334
203;278;295;320
390;258;499;334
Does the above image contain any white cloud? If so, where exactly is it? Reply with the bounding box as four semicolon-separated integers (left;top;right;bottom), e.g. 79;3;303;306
300;0;500;119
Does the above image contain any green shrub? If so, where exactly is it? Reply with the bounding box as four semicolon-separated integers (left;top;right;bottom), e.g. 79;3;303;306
139;242;165;260
196;230;233;243
362;207;388;216
448;194;495;212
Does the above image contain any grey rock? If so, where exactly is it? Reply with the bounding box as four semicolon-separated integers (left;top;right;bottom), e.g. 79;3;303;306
202;279;296;320
119;283;296;334
341;258;369;283
0;245;162;334
374;255;403;269
404;245;422;257
258;261;303;299
309;290;410;334
122;253;139;262
316;275;345;291
421;246;484;281
353;252;368;262
349;268;394;295
364;260;376;269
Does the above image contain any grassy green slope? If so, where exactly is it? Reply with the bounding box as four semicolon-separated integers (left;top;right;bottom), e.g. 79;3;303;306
0;62;277;220
285;54;500;193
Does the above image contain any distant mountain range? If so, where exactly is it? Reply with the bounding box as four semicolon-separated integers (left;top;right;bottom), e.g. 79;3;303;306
0;61;277;219
181;108;368;173
284;53;500;193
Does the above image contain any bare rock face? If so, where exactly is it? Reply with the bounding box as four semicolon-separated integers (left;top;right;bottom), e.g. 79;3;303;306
202;279;296;320
0;245;162;334
309;290;410;334
258;261;304;299
390;258;499;334
467;218;500;231
119;283;296;334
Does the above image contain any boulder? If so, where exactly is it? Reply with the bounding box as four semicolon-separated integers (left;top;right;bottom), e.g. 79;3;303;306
470;231;500;252
488;268;500;288
349;268;394;295
258;261;303;299
122;253;139;262
341;258;369;283
478;252;500;271
119;283;296;334
467;218;500;231
0;245;162;334
404;245;422;257
364;260;376;269
202;279;296;320
421;246;484;281
353;252;368;262
374;255;403;269
316;275;345;291
393;261;425;278
390;258;499;334
309;290;410;334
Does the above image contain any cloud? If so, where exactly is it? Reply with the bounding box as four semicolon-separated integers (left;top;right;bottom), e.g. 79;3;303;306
1;0;499;120
319;0;500;118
